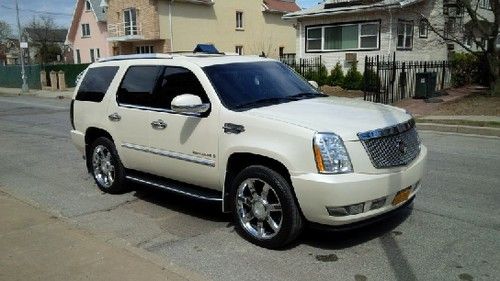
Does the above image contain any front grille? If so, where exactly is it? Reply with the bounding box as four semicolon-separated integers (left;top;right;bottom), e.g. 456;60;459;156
358;120;421;169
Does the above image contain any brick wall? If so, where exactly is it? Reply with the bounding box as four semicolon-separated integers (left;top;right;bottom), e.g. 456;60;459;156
108;0;161;40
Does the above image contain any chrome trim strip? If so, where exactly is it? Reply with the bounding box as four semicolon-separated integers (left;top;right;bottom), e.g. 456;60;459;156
126;176;222;202
357;119;415;141
122;143;215;167
118;103;204;117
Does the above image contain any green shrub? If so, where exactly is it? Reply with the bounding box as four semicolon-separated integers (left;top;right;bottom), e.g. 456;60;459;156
303;64;329;86
343;62;363;90
451;52;480;87
328;62;344;86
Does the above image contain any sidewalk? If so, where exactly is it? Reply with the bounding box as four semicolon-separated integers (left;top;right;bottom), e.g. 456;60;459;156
0;190;203;281
0;87;74;99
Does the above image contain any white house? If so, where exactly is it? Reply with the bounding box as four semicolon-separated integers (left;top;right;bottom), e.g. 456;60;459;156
283;0;498;72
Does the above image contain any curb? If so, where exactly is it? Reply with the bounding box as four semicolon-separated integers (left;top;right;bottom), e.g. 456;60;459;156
417;123;500;137
0;91;73;100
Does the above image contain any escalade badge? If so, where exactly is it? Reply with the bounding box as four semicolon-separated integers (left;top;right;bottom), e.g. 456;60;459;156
396;139;407;154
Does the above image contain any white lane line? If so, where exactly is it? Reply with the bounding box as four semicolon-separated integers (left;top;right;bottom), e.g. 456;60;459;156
0;98;67;110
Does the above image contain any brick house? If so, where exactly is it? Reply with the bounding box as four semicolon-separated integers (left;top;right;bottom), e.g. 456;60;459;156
105;0;300;58
283;0;498;71
66;0;110;63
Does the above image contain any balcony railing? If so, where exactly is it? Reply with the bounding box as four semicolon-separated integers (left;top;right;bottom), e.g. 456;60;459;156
107;22;143;41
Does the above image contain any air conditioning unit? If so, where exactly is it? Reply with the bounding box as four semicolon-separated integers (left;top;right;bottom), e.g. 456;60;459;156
345;53;357;62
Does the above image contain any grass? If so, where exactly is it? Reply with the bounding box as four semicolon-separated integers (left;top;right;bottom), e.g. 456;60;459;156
431;93;500;116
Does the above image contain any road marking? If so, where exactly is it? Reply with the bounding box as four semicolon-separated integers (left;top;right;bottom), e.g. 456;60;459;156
0;97;67;110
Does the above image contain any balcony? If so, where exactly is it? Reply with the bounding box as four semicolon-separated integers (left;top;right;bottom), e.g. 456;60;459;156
107;22;144;42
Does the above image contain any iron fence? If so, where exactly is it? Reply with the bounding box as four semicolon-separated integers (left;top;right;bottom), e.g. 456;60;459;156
364;53;452;104
280;55;322;77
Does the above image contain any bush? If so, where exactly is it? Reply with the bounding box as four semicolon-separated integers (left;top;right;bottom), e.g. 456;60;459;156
303;64;329;86
328;62;344;86
451;52;480;87
343;62;363;90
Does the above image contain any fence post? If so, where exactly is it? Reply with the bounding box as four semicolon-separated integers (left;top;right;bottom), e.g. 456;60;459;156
58;70;66;91
376;55;380;103
40;70;47;88
441;60;446;90
401;62;406;100
49;71;58;91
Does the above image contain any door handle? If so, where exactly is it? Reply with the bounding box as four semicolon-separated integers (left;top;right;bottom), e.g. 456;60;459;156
151;119;167;130
108;113;121;122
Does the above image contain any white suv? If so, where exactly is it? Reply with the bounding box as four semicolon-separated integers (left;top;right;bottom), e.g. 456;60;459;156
70;53;427;248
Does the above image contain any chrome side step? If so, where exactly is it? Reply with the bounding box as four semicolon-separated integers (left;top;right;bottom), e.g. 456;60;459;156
125;172;222;202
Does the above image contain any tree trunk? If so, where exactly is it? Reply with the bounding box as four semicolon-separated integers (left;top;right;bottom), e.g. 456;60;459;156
486;52;499;96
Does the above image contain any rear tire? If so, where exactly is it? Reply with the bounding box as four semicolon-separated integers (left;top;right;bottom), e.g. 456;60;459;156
89;137;127;194
230;165;303;249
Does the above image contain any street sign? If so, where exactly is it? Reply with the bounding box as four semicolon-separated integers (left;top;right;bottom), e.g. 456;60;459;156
20;42;28;49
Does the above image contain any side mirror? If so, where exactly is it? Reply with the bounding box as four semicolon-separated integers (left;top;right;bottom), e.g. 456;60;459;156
171;94;210;115
308;80;319;89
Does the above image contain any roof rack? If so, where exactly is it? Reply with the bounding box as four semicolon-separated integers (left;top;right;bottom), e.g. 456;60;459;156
98;53;173;63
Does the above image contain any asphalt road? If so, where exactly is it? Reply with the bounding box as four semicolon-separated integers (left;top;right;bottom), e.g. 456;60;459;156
0;95;499;281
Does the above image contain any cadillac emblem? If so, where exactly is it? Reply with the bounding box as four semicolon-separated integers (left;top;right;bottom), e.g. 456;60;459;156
396;139;407;154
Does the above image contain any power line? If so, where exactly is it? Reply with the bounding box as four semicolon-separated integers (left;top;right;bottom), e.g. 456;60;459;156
0;4;72;17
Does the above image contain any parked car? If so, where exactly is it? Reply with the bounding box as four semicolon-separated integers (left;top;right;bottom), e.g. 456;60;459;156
70;53;427;248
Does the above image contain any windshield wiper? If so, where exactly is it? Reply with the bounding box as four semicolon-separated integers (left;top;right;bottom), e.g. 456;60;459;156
288;92;327;100
234;97;292;109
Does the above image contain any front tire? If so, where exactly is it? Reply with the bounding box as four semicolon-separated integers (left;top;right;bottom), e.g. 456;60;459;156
230;165;303;249
90;137;127;194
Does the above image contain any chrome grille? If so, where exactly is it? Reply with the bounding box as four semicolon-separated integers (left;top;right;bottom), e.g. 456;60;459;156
358;120;421;169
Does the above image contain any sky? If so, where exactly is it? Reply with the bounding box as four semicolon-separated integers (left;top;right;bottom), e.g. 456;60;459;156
0;0;320;35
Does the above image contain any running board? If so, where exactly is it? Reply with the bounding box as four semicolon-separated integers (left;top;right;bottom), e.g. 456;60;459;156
125;171;223;202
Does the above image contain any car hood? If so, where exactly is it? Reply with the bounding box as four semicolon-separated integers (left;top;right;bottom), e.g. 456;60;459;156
247;97;411;141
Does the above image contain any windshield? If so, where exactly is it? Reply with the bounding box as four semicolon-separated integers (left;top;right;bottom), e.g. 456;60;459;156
203;61;325;110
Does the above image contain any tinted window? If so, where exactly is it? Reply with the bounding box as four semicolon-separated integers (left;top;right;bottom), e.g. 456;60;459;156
203;61;319;110
117;66;163;107
76;66;118;102
153;67;208;110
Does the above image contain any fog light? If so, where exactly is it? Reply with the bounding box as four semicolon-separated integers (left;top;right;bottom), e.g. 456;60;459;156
370;197;386;210
327;203;365;217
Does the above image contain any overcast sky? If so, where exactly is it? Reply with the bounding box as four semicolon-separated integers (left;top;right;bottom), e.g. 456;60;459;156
0;0;321;34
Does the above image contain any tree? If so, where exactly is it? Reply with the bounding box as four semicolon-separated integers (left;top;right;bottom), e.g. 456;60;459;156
0;20;13;41
420;0;499;95
25;16;63;64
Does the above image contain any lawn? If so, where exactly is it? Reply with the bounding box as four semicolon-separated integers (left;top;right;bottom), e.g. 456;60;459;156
319;85;364;98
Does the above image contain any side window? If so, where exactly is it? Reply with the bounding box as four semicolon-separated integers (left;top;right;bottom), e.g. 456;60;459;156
117;66;163;107
153;67;208;110
76;66;119;102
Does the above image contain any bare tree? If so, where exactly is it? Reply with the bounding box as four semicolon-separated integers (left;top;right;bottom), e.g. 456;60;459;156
0;20;13;41
25;16;64;64
421;0;499;94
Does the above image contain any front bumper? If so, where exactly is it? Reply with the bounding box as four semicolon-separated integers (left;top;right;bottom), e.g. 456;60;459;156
70;130;85;155
291;145;427;226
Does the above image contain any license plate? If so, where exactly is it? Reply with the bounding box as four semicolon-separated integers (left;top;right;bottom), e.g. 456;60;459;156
392;187;411;205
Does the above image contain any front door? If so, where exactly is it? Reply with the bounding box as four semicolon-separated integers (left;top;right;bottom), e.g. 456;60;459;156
147;66;219;190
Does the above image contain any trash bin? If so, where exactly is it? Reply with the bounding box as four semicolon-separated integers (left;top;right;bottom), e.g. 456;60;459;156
414;72;437;99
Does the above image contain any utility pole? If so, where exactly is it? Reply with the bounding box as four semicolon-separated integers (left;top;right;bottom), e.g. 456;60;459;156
15;0;29;93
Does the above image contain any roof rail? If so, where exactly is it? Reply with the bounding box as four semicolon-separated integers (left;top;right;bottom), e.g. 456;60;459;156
98;53;173;63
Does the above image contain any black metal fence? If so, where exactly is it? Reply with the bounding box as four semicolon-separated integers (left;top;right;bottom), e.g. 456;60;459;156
364;53;452;104
280;55;322;77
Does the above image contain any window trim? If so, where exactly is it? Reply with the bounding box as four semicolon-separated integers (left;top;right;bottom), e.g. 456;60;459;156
116;65;211;117
397;20;414;50
305;20;381;53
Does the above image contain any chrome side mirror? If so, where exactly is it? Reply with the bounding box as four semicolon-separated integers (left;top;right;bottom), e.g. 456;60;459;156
308;80;319;89
171;94;210;114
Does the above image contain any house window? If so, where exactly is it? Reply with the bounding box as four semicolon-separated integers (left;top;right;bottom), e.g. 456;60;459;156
305;21;380;52
136;45;154;54
81;24;90;37
85;1;91;11
279;47;284;57
124;8;138;36
90;49;95;62
236;11;244;30
96;48;100;59
235;45;243;55
419;19;428;38
479;0;491;10
76;49;81;64
397;20;413;50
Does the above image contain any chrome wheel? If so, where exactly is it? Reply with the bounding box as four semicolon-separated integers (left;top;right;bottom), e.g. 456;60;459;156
236;178;283;239
92;145;115;188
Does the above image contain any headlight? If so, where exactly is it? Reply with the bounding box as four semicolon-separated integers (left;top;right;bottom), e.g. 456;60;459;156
313;133;353;174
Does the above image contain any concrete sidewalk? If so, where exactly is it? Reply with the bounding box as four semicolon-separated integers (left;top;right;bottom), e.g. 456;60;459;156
416;115;500;137
0;87;74;99
0;190;204;281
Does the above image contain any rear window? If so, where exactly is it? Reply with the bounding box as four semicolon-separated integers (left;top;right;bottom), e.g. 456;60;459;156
76;66;119;102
